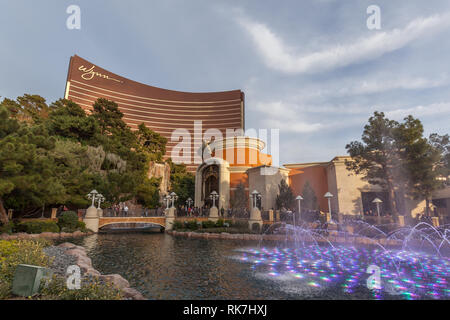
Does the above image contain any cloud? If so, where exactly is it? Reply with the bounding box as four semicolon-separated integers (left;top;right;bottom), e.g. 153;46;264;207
238;13;450;74
252;101;323;133
385;102;450;119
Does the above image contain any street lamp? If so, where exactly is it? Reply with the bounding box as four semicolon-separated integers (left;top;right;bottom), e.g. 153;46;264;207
251;190;261;209
186;197;193;209
169;192;178;208
372;198;383;218
96;194;105;209
295;195;303;214
209;191;219;208
324;192;333;214
87;189;99;207
165;195;171;208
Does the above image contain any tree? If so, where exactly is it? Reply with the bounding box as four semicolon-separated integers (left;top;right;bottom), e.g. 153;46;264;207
230;182;247;210
136;177;161;208
346;112;406;217
302;181;318;211
12;94;54;123
429;133;450;177
91;98;127;135
346;112;449;218
135;123;167;162
167;160;194;206
275;179;295;210
47;99;99;142
398;118;444;216
0;106;65;223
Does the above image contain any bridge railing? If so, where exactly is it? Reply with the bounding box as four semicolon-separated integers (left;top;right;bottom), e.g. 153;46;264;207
102;208;166;217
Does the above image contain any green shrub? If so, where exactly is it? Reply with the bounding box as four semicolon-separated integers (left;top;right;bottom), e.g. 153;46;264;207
58;211;79;232
232;220;249;229
0;277;10;300
76;221;87;232
0;221;15;235
202;221;216;229
185;220;198;230
0;239;52;299
172;220;183;230
16;221;60;234
39;275;122;300
215;219;224;228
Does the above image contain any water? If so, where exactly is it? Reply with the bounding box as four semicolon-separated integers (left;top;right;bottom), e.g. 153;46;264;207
58;230;449;300
63;233;284;299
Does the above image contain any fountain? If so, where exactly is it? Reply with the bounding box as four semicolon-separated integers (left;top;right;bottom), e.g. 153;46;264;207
234;216;450;300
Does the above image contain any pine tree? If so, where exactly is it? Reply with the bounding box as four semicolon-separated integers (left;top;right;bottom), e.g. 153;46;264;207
346;112;406;217
302;181;318;210
230;182;247;210
275;179;295;210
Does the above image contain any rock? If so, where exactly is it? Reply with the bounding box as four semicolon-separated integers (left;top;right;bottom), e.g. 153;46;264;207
101;274;130;290
40;232;58;239
85;268;101;277
72;231;83;237
58;242;76;249
121;287;146;300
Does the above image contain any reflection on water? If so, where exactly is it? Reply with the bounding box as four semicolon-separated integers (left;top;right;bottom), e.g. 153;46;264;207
63;233;438;300
65;233;283;299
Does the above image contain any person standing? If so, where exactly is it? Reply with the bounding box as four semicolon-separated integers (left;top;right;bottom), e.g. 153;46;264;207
124;205;129;217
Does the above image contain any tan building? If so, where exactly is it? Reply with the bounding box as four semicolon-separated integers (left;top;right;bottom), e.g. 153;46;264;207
286;156;428;218
195;146;450;220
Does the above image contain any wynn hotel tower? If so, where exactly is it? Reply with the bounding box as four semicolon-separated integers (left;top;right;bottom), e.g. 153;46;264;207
64;55;245;172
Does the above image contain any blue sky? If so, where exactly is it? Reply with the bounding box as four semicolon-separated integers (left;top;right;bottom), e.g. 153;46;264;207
1;0;450;165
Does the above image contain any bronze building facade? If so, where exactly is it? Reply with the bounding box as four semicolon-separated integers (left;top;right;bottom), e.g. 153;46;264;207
64;55;245;172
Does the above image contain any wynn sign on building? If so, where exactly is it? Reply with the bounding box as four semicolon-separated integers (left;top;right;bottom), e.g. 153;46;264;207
64;55;245;172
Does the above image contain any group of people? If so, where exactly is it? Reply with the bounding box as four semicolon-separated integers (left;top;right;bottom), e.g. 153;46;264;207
109;203;129;217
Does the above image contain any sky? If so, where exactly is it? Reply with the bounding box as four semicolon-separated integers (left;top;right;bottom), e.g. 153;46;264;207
1;0;450;165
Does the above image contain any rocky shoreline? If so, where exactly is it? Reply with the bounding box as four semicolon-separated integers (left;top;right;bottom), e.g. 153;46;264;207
0;231;95;240
45;242;146;300
166;230;403;246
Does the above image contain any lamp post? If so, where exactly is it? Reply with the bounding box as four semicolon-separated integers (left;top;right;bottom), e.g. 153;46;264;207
249;190;263;231
96;194;104;209
85;189;100;232
296;195;303;224
372;198;382;224
186;197;193;216
324;192;333;213
170;192;178;208
96;194;105;217
296;195;303;214
324;192;333;222
372;198;382;217
186;197;193;209
87;189;99;207
251;190;260;209
209;191;219;208
165;195;171;209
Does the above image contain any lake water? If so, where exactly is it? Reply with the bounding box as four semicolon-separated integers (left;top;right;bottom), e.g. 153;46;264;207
63;232;448;300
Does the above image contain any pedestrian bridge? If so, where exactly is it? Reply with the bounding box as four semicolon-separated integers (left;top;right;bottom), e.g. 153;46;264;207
98;216;166;229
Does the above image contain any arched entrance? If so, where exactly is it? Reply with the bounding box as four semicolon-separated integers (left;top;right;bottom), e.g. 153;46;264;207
202;164;219;207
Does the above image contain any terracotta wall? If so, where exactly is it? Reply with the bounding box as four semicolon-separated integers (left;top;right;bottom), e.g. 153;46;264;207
288;165;329;211
212;147;272;168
